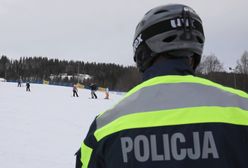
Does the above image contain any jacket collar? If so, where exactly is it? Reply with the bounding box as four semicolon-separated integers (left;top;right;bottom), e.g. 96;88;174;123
142;58;195;81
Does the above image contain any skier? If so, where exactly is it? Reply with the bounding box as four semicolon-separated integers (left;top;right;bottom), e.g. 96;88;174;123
76;4;248;168
104;87;109;99
89;83;97;99
73;84;79;97
26;82;30;91
17;78;22;87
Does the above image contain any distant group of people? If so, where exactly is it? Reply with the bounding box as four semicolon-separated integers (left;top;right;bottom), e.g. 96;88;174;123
17;78;31;92
17;78;109;98
72;83;109;99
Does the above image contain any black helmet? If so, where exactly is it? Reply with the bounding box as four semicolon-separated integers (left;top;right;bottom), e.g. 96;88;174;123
133;4;205;72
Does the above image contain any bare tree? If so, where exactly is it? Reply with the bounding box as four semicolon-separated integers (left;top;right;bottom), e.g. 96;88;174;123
236;51;248;75
196;54;224;74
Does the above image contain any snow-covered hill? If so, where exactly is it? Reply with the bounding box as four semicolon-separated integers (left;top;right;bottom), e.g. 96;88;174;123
0;82;123;168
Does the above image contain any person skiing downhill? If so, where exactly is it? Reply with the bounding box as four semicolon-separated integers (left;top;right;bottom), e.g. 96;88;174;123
17;78;22;87
26;82;30;91
75;4;248;168
89;83;97;99
104;87;109;99
73;84;79;97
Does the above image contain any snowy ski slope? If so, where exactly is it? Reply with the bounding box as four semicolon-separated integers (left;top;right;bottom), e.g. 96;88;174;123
0;82;123;168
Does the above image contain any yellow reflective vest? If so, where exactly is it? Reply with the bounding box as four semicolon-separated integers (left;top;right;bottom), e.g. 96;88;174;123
80;75;248;168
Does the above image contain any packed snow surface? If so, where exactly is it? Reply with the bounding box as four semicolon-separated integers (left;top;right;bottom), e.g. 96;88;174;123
0;82;124;168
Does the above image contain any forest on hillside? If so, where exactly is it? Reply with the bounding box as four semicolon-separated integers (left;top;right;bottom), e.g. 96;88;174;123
0;51;247;92
0;56;141;91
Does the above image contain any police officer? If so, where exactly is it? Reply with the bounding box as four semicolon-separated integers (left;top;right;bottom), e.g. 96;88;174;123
76;4;248;168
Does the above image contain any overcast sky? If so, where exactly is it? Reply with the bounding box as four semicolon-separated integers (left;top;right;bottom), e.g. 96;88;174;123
0;0;247;69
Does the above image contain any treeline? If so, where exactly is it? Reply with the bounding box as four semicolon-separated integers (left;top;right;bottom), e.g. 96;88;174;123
195;51;248;92
0;51;248;92
0;56;141;91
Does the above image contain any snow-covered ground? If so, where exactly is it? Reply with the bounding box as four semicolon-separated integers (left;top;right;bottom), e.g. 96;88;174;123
0;82;124;168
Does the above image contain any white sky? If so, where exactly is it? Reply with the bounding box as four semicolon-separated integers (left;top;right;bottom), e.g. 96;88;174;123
0;0;247;69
